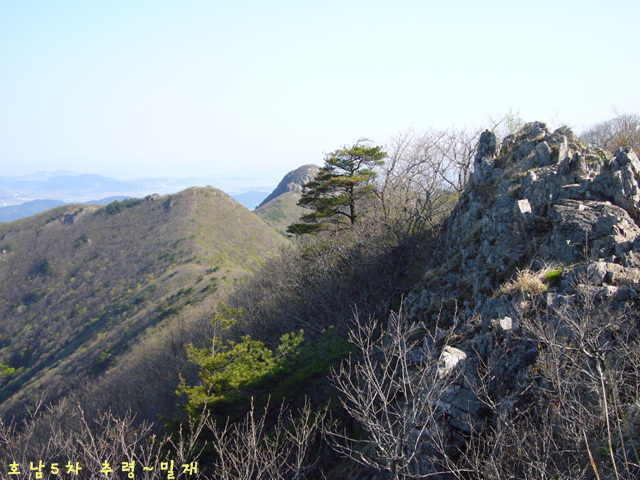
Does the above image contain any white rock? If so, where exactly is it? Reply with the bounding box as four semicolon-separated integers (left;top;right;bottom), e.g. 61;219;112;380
438;346;467;377
517;199;532;214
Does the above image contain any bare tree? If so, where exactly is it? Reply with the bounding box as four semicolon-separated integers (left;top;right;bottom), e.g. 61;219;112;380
0;400;208;480
326;307;460;480
378;127;479;240
0;397;67;476
207;398;325;480
520;277;640;479
487;108;524;143
580;110;640;154
450;273;640;480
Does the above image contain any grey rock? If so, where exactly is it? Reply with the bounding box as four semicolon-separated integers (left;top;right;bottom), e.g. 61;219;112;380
534;141;552;166
400;121;640;471
476;130;499;159
438;346;467;377
256;164;320;208
522;121;548;141
517;139;536;159
496;316;518;333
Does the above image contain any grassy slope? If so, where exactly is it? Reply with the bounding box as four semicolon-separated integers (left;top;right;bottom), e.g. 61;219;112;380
255;191;308;236
0;187;288;418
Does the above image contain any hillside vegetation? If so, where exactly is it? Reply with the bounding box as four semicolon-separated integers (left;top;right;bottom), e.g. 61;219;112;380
0;187;287;419
1;113;640;480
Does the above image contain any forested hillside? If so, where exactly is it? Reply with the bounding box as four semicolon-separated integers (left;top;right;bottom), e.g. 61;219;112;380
0;187;287;420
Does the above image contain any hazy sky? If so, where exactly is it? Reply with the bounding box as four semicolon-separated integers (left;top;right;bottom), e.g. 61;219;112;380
1;0;639;185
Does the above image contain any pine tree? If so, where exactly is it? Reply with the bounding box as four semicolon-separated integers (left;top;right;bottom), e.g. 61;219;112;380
287;141;387;235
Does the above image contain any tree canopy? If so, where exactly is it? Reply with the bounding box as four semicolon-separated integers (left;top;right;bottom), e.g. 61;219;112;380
287;141;387;235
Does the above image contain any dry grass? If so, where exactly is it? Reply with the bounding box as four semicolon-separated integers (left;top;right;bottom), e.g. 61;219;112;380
496;265;563;297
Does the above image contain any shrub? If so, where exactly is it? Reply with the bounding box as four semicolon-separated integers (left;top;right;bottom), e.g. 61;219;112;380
103;198;143;215
180;322;348;423
496;268;548;296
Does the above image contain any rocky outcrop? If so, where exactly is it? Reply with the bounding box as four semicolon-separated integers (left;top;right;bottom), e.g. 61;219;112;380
403;121;640;456
255;164;321;235
409;122;640;320
256;164;320;209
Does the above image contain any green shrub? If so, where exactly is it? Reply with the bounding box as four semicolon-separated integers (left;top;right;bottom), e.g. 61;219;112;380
104;198;143;215
31;258;54;277
544;265;563;284
179;304;349;423
74;233;89;248
0;363;16;380
21;290;44;306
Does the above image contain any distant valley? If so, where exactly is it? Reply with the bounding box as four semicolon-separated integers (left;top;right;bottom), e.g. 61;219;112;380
0;171;275;222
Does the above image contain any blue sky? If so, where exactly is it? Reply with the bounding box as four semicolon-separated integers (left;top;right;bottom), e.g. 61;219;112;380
1;0;639;185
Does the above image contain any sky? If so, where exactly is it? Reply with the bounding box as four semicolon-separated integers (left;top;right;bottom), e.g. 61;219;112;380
1;0;639;188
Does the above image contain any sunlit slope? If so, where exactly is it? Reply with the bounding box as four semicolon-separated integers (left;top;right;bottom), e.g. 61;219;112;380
0;186;287;416
254;164;320;235
255;191;308;236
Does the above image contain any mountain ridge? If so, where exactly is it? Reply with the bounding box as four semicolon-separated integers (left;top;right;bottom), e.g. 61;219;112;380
0;171;279;214
0;186;288;419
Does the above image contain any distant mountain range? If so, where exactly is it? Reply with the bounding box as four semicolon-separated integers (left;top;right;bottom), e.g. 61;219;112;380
0;171;273;221
0;197;133;223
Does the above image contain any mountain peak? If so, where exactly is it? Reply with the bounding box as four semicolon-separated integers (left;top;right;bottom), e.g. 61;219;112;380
256;164;320;209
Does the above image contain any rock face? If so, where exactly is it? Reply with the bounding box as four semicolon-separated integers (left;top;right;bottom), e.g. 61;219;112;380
254;164;321;235
402;122;640;462
256;164;320;209
409;122;640;320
